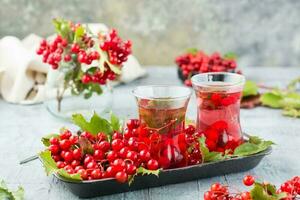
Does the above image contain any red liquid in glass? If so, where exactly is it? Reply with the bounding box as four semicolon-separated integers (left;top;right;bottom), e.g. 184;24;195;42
138;103;187;169
195;90;243;152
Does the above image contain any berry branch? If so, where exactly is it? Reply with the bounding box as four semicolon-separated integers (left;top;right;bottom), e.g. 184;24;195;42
203;175;300;200
36;19;132;112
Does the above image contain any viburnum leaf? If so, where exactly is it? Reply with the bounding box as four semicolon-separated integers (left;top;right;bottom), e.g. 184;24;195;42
41;133;60;147
198;137;223;162
186;48;198;55
260;91;283;108
39;150;59;175
243;80;259;97
96;41;122;75
39;150;82;181
287;76;300;91
110;112;121;132
185;118;196;126
250;183;286;200
282;108;300;118
234;136;274;157
224;52;237;60
0;180;24;200
128;167;161;186
74;25;85;43
72;113;113;136
136;167;161;177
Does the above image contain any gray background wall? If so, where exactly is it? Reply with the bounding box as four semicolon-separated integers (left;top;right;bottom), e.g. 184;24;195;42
1;0;300;66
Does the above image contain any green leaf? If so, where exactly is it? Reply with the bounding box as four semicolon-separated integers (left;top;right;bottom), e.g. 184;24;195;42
41;134;59;147
198;137;224;162
0;180;24;200
234;136;274;157
224;52;237;60
287;76;300;91
129;167;161;186
250;183;286;200
39;150;59;175
83;91;93;99
72;113;113;136
282;108;300;118
39;150;82;181
136;167;161;177
260;91;283;108
52;18;71;40
57;169;82;181
186;48;198;55
96;42;122;75
90;84;103;95
243;80;259;97
74;25;85;42
110;113;121;132
233;143;261;156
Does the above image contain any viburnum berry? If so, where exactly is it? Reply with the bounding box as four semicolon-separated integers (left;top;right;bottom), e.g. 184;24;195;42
59;139;71;150
115;171;128;183
147;159;159;170
240;191;252;200
71;43;80;53
107;151;118;163
49;137;59;145
111;139;125;151
243;175;255;186
49;144;60;155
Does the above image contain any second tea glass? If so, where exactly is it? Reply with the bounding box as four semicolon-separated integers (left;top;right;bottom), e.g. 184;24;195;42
191;72;245;153
133;85;192;169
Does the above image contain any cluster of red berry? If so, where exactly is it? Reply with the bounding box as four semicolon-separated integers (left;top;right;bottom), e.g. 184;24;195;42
36;22;131;86
278;176;300;199
100;29;132;65
175;51;240;86
36;35;68;69
204;175;300;200
208;92;241;108
47;119;208;183
81;67;116;85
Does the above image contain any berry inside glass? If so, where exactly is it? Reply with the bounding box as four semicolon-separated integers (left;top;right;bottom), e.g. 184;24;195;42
191;72;245;153
133;85;191;169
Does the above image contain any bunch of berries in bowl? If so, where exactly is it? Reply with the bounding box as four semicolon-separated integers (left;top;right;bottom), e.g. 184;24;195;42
175;49;241;86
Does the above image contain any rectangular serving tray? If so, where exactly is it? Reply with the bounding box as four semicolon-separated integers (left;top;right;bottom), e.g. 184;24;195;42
53;146;272;198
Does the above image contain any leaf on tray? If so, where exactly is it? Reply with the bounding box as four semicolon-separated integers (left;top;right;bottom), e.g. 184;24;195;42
72;112;113;136
243;80;259;97
41;133;60;147
198;137;224;162
128;167;161;186
260;90;300;109
0;180;24;200
110;112;121;132
234;136;274;157
39;150;82;181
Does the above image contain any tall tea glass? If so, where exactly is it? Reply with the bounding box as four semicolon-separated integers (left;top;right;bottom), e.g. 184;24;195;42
133;85;192;169
191;72;245;153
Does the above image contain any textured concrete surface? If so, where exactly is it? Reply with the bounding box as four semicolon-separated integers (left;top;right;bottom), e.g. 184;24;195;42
1;0;300;66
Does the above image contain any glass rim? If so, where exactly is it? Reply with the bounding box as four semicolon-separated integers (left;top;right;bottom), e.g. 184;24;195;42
132;85;192;101
191;72;245;88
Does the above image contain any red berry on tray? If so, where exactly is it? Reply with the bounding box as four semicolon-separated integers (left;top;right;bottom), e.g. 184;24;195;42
147;159;159;170
115;171;128;183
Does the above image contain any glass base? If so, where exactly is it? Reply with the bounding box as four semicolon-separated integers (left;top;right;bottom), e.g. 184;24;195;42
44;88;113;121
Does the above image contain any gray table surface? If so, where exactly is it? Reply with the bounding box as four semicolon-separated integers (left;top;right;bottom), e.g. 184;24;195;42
0;66;300;200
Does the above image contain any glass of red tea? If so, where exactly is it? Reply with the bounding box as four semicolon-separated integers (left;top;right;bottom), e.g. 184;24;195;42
191;72;245;153
133;85;192;169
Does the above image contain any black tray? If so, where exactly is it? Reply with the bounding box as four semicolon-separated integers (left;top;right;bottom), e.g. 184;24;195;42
54;147;272;198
